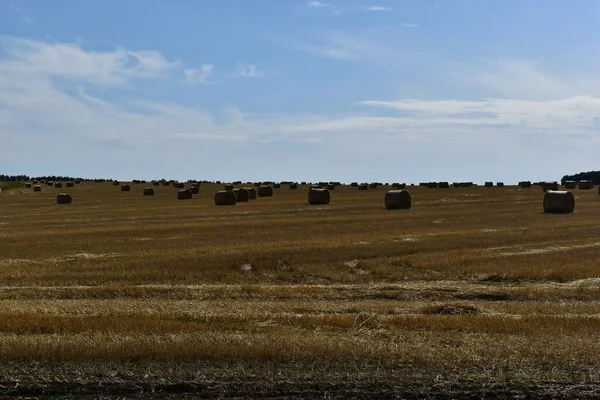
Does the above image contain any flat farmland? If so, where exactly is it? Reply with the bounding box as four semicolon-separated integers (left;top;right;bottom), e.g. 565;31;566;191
1;182;600;398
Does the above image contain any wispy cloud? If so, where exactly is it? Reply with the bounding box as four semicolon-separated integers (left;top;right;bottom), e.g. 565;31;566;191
237;63;265;78
0;36;178;85
307;1;331;7
183;64;214;84
367;6;393;11
9;4;34;24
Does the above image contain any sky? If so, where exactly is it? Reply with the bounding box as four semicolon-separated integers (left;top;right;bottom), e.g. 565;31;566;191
1;1;600;183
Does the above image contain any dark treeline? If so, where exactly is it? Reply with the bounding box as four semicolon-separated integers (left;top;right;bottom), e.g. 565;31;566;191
561;171;600;185
0;174;84;182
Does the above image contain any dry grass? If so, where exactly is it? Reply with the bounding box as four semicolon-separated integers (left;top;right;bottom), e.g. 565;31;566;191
1;181;600;397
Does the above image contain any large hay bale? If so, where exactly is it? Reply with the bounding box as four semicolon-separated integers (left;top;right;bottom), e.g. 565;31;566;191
214;190;237;205
518;181;532;188
74;180;80;184
113;181;120;186
326;184;336;190
484;182;493;187
541;181;559;191
32;180;38;184
273;183;281;189
189;186;199;194
496;182;504;187
177;189;193;200
564;181;577;189
173;182;185;189
257;185;274;197
33;185;41;192
121;184;131;192
56;193;72;204
369;183;378;189
246;187;257;200
358;184;368;191
143;187;155;196
47;181;54;186
438;182;449;188
54;182;63;188
350;182;358;187
289;183;298;189
543;190;575;214
427;182;437;188
384;190;412;210
224;183;234;190
308;188;330;205
163;182;171;186
66;182;74;188
578;180;594;190
254;182;262;187
232;188;250;202
25;183;32;188
310;185;323;190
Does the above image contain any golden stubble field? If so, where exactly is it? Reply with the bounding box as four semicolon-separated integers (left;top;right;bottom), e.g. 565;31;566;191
1;181;600;398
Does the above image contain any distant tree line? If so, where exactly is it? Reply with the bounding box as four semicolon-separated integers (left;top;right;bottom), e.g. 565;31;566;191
0;174;84;182
561;171;600;185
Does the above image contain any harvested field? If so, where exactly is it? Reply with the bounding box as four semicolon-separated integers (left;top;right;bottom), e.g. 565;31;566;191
0;181;600;398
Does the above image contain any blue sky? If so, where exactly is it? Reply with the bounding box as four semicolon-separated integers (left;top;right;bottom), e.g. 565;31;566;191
2;1;600;183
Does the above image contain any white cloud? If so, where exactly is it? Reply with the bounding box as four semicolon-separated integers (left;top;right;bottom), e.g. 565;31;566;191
0;36;178;85
2;36;600;183
9;5;34;24
367;6;393;11
237;63;265;78
183;64;214;84
307;1;331;7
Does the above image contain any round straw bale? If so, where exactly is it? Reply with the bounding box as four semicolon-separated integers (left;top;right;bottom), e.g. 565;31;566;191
484;181;493;187
358;184;368;191
54;182;62;188
273;183;281;189
173;182;184;189
121;184;131;192
519;181;532;188
189;186;199;194
427;182;437;188
163;182;171;186
310;185;323;190
369;183;378;189
257;185;274;197
66;182;74;188
326;184;336;190
541;181;559;192
74;180;80;184
25;183;32;188
308;188;330;205
224;183;234;190
56;193;72;204
438;182;449;188
384;190;412;210
496;182;504;187
350;182;358;187
543;190;575;213
214;190;237;205
564;181;576;189
289;183;298;189
232;188;250;202
177;189;193;200
33;185;41;192
32;180;38;184
245;187;256;199
578;180;594;190
113;181;120;186
254;182;261;187
143;187;155;196
152;181;160;186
